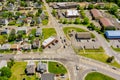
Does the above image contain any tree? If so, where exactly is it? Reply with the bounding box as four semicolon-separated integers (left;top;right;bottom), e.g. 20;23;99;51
109;5;118;15
74;18;81;24
0;35;7;45
77;5;81;10
38;8;42;14
82;17;89;25
63;19;68;24
52;9;57;17
88;4;94;9
8;58;15;68
106;56;114;63
8;29;16;42
87;23;95;30
0;67;12;78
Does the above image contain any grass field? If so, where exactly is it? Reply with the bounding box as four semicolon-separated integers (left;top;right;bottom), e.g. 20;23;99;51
48;62;67;74
63;27;87;35
42;28;57;39
85;72;115;80
79;51;120;68
9;62;37;80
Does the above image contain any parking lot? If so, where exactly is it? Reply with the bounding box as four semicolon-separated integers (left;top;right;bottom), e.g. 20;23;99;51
70;32;100;50
110;40;120;48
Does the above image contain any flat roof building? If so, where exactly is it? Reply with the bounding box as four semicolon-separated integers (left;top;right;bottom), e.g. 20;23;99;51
105;30;120;39
65;10;79;18
42;36;56;48
75;32;91;39
90;9;103;20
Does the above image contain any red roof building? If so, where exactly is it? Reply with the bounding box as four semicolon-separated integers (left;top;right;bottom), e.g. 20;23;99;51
90;9;103;20
99;18;115;30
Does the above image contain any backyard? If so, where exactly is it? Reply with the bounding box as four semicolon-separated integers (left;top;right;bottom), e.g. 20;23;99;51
85;72;115;80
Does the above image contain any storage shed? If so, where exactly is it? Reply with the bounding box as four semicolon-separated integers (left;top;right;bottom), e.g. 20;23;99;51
105;30;120;39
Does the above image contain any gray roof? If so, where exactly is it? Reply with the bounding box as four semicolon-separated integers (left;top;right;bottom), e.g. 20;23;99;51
41;73;55;80
0;44;11;50
37;61;47;72
36;28;42;36
26;61;35;74
0;60;7;69
76;32;91;39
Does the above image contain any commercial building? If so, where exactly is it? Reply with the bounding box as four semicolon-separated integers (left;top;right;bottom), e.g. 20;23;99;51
42;36;56;48
65;10;79;18
99;18;115;30
90;9;103;20
105;30;120;39
75;32;91;39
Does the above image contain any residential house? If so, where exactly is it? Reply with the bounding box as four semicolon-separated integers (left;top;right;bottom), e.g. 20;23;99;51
56;2;78;9
99;18;115;30
65;10;79;18
0;19;8;26
16;27;28;34
7;3;15;11
90;9;103;20
75;32;91;39
0;44;11;50
10;44;19;50
26;61;35;75
37;61;47;73
33;2;42;9
22;43;31;50
1;28;10;35
35;28;42;37
0;60;7;69
32;39;40;49
41;73;55;80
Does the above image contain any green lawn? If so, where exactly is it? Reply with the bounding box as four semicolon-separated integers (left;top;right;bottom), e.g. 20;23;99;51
9;62;37;80
42;19;48;25
111;46;120;52
79;51;120;68
85;72;115;80
63;27;87;35
42;28;57;39
48;62;67;74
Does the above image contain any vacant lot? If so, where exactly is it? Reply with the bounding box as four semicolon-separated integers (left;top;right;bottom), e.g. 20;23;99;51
85;72;115;80
42;28;57;39
48;62;67;74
